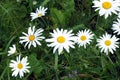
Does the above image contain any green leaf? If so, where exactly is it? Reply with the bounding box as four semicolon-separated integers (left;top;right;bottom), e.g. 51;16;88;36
50;8;65;26
101;56;107;72
41;0;50;6
28;54;44;74
50;0;74;26
71;24;85;31
58;0;74;12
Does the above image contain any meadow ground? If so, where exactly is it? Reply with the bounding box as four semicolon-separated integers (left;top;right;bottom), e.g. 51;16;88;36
0;0;120;80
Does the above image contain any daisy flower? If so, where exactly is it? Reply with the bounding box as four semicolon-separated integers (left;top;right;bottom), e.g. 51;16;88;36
19;26;45;49
46;28;76;55
30;6;48;21
8;44;16;56
112;18;120;35
92;0;120;19
96;33;119;55
76;29;94;48
9;55;30;78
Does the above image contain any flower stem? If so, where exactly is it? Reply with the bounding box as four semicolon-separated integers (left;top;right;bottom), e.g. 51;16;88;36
107;55;114;65
54;53;59;80
0;66;7;80
7;60;10;80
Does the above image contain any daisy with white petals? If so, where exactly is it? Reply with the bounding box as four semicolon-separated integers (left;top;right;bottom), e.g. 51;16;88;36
8;44;16;56
46;28;76;55
96;33;119;55
112;18;120;35
9;55;30;78
19;26;45;49
76;29;94;48
30;6;48;21
92;0;120;19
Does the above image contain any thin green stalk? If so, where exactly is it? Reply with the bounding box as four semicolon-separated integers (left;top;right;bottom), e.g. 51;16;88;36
0;66;7;80
106;51;114;65
0;4;8;13
54;52;59;80
23;71;32;80
5;36;15;52
101;54;106;72
95;14;100;27
0;59;10;80
41;17;48;27
107;55;114;66
7;59;10;80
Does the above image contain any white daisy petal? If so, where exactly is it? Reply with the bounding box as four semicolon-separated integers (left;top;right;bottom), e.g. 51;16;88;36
92;0;120;19
19;26;44;49
112;18;120;35
76;29;94;48
96;33;119;54
46;28;75;55
9;55;30;78
30;6;48;21
8;44;16;56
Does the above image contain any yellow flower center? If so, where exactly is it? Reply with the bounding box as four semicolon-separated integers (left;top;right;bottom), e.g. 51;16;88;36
29;35;35;41
38;13;43;17
104;40;111;46
80;35;87;41
102;2;112;9
17;63;23;69
57;36;66;43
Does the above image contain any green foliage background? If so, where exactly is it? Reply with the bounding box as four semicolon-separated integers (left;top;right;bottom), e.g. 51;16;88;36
0;0;120;80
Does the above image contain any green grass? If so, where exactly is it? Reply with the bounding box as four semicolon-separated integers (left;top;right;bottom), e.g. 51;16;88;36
0;0;120;80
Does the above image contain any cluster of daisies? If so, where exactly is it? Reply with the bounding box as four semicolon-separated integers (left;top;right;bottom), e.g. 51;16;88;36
7;0;120;78
92;0;120;53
